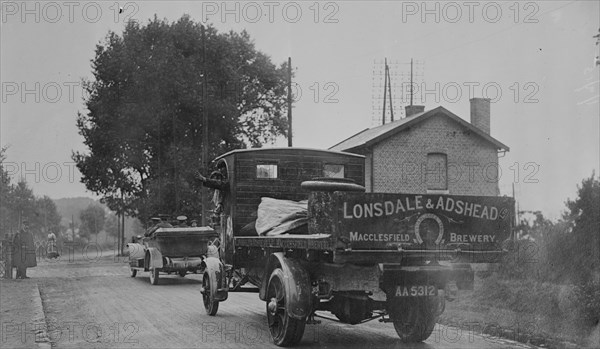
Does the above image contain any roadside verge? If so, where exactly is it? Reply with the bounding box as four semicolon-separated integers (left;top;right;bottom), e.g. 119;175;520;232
0;279;51;349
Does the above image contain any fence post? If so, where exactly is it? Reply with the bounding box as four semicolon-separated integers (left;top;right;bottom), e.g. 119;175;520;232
1;238;14;279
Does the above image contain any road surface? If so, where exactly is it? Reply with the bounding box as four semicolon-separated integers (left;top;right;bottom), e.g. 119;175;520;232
22;249;536;349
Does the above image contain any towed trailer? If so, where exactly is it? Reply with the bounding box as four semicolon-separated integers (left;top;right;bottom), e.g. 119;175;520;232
127;226;220;285
197;148;514;346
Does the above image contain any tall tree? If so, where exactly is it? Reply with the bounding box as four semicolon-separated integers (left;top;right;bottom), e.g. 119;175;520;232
0;146;16;238
562;172;600;281
79;205;106;241
73;16;290;221
32;196;62;237
1;147;63;240
12;181;35;226
105;212;119;239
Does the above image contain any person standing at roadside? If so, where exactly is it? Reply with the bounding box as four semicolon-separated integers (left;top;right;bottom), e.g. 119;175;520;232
12;220;37;279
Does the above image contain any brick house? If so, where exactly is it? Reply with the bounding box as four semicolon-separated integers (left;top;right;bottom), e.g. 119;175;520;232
329;98;509;196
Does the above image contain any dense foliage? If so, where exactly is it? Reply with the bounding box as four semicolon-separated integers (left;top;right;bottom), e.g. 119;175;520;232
73;16;291;221
480;173;600;336
496;173;599;284
79;204;106;240
0;147;62;240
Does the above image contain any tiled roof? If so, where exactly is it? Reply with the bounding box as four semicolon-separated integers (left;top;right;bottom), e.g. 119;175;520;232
329;106;509;152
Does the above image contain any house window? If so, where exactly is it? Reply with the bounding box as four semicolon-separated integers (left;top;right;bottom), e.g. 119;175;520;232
323;164;345;178
426;153;447;191
256;164;278;179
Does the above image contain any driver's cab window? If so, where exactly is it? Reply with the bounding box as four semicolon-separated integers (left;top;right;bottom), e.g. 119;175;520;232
323;164;344;178
256;163;278;179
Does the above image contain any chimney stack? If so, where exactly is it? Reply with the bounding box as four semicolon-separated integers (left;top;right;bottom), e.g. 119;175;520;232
470;98;490;134
405;105;425;117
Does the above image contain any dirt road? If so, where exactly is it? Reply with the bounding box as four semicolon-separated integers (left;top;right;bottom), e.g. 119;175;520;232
10;250;537;349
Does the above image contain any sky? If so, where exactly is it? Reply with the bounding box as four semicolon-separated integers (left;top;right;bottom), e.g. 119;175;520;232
1;0;599;220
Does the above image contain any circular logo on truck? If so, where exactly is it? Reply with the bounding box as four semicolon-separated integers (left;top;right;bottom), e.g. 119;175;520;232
414;213;444;245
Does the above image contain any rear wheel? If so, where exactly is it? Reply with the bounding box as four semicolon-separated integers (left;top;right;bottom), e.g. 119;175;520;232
266;268;305;346
178;270;186;277
388;297;440;343
202;272;219;315
149;268;159;285
130;268;137;277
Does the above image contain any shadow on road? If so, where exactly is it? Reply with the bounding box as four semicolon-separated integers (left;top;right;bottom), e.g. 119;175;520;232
131;274;203;286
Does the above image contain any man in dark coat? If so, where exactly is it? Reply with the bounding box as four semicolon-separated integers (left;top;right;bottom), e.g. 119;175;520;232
176;216;188;227
13;220;37;279
195;167;229;215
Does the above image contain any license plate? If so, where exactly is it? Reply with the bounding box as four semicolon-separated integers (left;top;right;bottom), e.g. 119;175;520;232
394;285;437;297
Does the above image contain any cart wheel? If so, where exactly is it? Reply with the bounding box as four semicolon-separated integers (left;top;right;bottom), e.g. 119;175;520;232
149;268;159;285
202;272;219;315
388;297;439;343
130;268;137;277
266;268;305;346
178;270;186;277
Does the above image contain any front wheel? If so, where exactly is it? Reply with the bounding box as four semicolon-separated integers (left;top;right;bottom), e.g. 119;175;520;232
388;297;440;343
178;270;186;277
202;272;219;315
266;268;305;346
149;268;159;285
130;268;137;277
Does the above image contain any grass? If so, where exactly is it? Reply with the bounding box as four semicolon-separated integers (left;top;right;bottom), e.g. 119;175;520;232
441;270;600;348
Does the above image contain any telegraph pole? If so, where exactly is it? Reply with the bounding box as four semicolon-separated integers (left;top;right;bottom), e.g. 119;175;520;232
201;25;209;226
120;191;125;256
287;57;293;147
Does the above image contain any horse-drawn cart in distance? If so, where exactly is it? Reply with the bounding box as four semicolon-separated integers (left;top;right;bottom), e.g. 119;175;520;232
194;148;514;346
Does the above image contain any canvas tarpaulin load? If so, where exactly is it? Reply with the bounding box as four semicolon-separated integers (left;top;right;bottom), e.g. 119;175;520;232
255;197;308;236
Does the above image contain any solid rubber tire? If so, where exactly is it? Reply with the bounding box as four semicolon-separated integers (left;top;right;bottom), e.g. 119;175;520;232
149;268;159;285
266;268;306;346
202;272;219;316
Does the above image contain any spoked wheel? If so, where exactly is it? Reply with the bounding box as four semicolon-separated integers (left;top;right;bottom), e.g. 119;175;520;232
130;268;137;277
266;268;305;346
202;272;219;315
149;268;159;285
178;270;186;277
388;297;440;343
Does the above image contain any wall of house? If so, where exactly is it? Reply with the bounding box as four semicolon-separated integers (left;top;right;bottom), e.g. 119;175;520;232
371;113;500;196
365;153;373;192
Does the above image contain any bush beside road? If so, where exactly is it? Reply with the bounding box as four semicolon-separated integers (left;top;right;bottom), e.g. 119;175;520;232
441;174;600;349
441;270;600;349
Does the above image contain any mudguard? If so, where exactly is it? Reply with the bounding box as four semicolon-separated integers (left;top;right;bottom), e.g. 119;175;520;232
202;257;228;301
259;253;312;320
146;248;163;269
